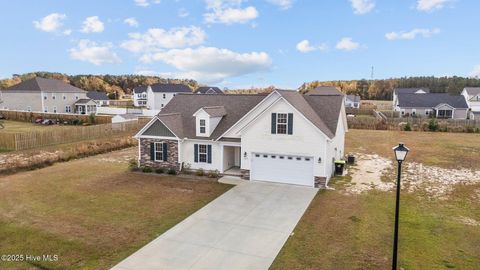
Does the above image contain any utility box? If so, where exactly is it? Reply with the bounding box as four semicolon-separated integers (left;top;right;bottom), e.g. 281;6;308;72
347;155;355;164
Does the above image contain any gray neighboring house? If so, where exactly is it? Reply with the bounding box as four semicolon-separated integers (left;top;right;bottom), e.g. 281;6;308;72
194;86;224;94
395;93;469;119
392;87;430;109
0;77;89;114
133;83;192;110
345;95;361;108
87;91;110;106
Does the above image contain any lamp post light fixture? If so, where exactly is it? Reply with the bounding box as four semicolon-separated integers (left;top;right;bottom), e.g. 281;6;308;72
391;143;409;270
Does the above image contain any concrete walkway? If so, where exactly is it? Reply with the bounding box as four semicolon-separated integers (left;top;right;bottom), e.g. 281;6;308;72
112;178;318;270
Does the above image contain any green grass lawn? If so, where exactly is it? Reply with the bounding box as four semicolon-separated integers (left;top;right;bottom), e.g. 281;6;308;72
0;148;231;270
0;120;80;133
272;129;480;270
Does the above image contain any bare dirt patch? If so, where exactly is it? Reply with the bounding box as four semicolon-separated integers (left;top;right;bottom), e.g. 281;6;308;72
344;153;480;199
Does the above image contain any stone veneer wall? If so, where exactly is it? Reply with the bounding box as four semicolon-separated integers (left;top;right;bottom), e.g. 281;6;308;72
139;138;180;171
315;176;327;188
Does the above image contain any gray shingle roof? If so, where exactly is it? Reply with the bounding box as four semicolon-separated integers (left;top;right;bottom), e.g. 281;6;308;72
195;87;223;94
397;93;468;108
464;87;480;96
87;91;109;100
133;85;148;93
305;86;343;96
6;77;86;93
154;90;344;140
394;88;430;95
150;83;191;93
346;95;360;103
202;106;227;117
75;98;96;105
158;94;266;139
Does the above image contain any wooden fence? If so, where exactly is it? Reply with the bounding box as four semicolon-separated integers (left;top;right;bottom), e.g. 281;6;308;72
0;120;146;151
0;110;112;124
347;117;480;132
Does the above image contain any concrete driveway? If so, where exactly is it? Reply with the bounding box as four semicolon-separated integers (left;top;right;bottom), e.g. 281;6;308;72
112;178;318;270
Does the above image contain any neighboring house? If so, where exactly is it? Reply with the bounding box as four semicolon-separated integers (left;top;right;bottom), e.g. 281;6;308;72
395;93;469;119
194;86;224;94
345;95;360;108
135;89;347;188
461;87;480;119
392;87;430;109
133;83;192;110
0;77;88;114
305;86;343;96
133;85;148;107
87;91;110;106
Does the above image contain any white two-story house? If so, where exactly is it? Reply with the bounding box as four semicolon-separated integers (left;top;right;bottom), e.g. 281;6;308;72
135;89;347;188
133;83;192;110
0;77;89;114
461;87;480;119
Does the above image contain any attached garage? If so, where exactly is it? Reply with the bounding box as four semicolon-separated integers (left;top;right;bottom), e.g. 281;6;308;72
250;153;314;187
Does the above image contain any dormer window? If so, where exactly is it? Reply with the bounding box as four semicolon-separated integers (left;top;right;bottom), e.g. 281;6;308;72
276;113;288;134
199;119;206;134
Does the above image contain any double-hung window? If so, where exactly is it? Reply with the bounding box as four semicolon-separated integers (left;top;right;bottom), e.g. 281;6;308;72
199;119;206;134
276;113;288;134
65;105;71;113
198;144;207;163
154;142;164;161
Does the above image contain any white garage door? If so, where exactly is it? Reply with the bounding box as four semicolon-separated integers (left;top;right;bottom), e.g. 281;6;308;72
250;153;314;186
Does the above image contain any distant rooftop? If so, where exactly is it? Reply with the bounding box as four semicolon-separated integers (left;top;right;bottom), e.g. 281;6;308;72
5;77;86;93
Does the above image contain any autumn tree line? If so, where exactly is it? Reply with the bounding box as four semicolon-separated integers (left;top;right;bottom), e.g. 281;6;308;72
298;76;480;100
1;72;480;100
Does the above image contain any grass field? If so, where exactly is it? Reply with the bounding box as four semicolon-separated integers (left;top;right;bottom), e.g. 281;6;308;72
272;129;480;270
0;120;79;133
0;148;231;270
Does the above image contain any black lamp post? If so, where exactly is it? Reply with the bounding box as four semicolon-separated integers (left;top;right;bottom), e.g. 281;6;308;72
392;143;409;270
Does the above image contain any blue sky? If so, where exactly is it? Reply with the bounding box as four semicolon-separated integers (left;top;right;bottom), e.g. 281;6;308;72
0;0;479;88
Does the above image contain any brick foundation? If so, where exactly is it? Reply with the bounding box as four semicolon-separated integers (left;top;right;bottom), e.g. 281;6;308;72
315;176;327;189
139;138;180;171
240;169;250;180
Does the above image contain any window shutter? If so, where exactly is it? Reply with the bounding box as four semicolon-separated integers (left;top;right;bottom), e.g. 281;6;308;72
207;145;212;164
194;144;198;163
287;113;293;135
271;113;277;134
150;142;155;160
163;142;168;161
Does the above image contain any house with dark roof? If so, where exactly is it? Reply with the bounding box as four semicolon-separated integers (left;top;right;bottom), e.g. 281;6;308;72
87;91;110;106
135;89;347;188
133;83;192;109
194;86;224;94
392;87;430;109
461;87;480;119
0;77;91;114
305;86;343;96
395;93;469;119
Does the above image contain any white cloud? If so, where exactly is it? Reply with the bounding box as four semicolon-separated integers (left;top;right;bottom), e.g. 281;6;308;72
204;0;258;25
140;46;272;83
33;13;66;32
350;0;375;15
417;0;453;12
81;16;104;33
124;17;139;27
121;26;206;54
205;6;258;24
134;0;161;7
385;28;440;40
470;65;480;78
335;37;361;51
63;29;72;36
178;8;190;18
266;0;294;10
296;40;327;53
69;40;121;65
